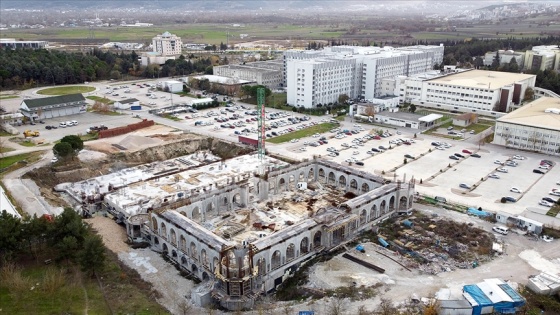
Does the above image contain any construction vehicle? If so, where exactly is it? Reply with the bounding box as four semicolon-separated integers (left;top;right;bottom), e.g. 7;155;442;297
23;130;40;137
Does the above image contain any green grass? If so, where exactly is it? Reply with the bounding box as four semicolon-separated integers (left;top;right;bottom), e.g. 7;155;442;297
37;86;95;96
92;111;121;116
546;206;560;217
0;95;18;100
0;147;15;153
163;114;181;121
466;123;494;135
0;152;33;169
86;96;112;104
267;123;338;144
0;131;13;137
18;140;37;147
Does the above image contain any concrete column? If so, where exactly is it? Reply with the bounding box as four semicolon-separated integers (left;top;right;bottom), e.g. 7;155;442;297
258;178;268;201
240;186;248;206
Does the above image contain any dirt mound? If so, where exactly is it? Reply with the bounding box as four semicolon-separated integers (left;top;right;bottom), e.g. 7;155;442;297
118;135;163;151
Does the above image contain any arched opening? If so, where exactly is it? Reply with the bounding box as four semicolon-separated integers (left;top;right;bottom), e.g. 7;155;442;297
190;242;197;260
223;197;228;206
181;256;187;265
154;236;159;245
332;226;345;245
286;243;295;262
202;272;209;281
232;193;242;206
350;179;358;191
201;249;208;267
313;231;322;248
172;250;177;258
389;196;395;211
213;257;219;273
271;250;281;269
328;172;336;185
160;222;167;240
308;168;314;182
409;198;413;208
180;235;187;253
170;228;177;246
278;177;286;192
151;217;157;230
318;168;326;183
192;206;201;222
360;209;367;225
300;237;309;255
289;174;295;190
380;200;387;214
362;183;370;193
338;175;346;188
192;264;198;274
399;196;408;210
299;172;306;183
162;243;169;254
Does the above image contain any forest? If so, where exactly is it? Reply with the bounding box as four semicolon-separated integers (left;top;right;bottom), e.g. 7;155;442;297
0;48;215;89
0;35;559;94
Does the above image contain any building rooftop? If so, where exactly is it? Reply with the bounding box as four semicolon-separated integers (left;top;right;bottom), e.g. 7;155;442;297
427;70;535;89
379;110;425;122
194;75;251;85
21;93;85;109
496;97;560;131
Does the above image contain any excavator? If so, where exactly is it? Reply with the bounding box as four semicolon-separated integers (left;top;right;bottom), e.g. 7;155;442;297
23;130;40;137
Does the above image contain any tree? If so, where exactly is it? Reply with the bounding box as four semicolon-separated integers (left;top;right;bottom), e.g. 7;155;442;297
375;298;398;315
338;93;349;104
78;234;106;277
0;210;23;262
60;135;84;153
409;104;417;113
491;50;501;70
524;87;535;101
508;57;519;73
57;235;78;264
53;142;73;159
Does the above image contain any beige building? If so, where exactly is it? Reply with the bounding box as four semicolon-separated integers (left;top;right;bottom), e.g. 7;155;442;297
524;45;560;71
414;70;536;116
493;97;560;155
152;31;182;56
213;60;283;89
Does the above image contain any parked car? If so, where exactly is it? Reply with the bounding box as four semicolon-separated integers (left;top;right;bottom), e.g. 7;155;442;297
470;153;481;158
503;196;517;203
449;155;459;160
496;168;508;173
550;189;560;197
510;187;522;194
404;154;415;159
539;164;550;170
488;173;500;179
512;155;525;160
454;153;465;158
492;225;509;235
459;183;470;189
542;197;557;204
533;169;546;174
462;149;472;154
539;200;553;207
494;160;504;165
355;161;364;166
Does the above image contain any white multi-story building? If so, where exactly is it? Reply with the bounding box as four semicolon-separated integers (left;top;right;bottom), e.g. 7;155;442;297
284;45;444;108
394;69;536;116
493;97;560;155
483;50;525;68
152;31;182;56
524;45;560;71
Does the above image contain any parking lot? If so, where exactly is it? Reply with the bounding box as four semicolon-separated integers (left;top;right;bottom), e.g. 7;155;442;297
5;81;560;222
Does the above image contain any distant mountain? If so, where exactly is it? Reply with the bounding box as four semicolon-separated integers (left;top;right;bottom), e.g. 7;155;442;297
0;0;502;11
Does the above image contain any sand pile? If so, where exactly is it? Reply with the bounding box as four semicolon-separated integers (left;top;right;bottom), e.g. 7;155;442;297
118;135;163;151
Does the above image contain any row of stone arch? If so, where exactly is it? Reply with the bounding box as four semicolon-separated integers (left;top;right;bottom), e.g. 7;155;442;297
271;167;378;194
255;232;322;274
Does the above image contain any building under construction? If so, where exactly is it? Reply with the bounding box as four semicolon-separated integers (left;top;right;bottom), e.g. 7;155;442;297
58;153;415;310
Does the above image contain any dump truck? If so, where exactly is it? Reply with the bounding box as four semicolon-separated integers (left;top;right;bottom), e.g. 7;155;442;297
23;130;40;137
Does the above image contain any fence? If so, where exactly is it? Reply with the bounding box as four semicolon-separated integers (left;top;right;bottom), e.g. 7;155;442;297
98;119;155;139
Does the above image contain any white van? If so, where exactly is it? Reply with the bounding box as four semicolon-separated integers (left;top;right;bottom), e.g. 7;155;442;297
492;225;509;235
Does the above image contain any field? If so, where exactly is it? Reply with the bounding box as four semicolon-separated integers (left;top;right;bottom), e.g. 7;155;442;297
37;86;95;95
267;122;337;144
0;95;19;100
2;21;560;46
